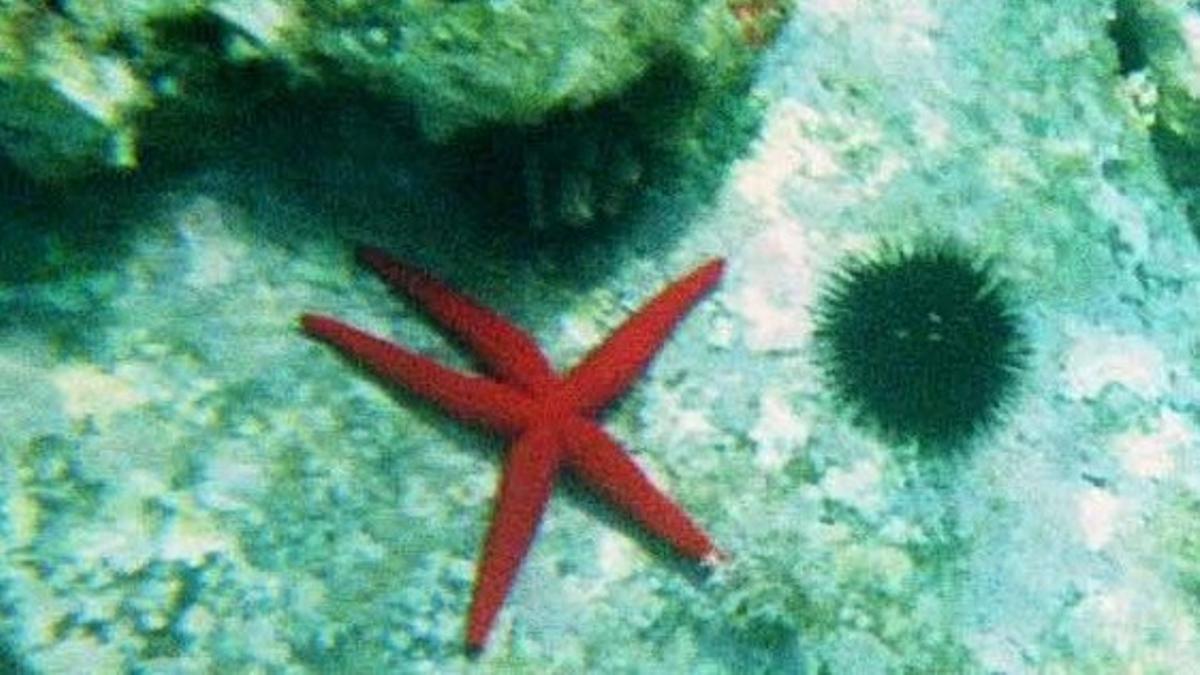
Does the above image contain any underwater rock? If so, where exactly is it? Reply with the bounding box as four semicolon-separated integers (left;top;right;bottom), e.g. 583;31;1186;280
0;11;147;179
295;1;760;141
0;1;784;186
1111;0;1200;224
440;58;764;230
1113;0;1200;143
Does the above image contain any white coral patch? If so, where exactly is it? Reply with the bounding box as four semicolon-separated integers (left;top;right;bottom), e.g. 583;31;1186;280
44;49;144;125
733;223;822;352
887;3;941;55
822;458;885;518
52;363;148;425
175;196;248;288
75;471;166;573
34;634;124;674
1087;589;1137;654
913;103;951;152
596;531;639;582
558;312;605;359
807;0;866;22
640;384;718;457
1069;585;1199;667
1113;410;1193;479
214;0;294;47
196;450;267;512
749;390;811;471
1182;11;1200;96
1062;331;1167;400
160;500;233;565
1076;487;1121;551
734;101;839;221
1092;182;1149;261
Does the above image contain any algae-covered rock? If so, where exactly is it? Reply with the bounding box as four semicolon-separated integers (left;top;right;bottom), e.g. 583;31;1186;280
291;1;750;139
1112;0;1200;221
1114;0;1200;141
0;9;149;179
0;1;782;183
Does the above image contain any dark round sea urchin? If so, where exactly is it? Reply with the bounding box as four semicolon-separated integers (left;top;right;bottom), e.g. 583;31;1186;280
813;241;1027;447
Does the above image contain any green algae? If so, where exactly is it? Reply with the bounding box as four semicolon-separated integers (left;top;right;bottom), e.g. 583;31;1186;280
1110;0;1200;230
0;0;777;190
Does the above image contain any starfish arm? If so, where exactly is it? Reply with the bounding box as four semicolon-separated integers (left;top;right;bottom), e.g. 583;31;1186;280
301;313;534;435
357;246;559;394
467;426;563;650
562;259;725;413
563;419;717;561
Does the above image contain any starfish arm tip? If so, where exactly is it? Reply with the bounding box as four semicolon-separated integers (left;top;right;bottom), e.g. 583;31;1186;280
354;243;388;263
299;312;336;336
465;631;488;654
703;548;730;567
697;257;728;290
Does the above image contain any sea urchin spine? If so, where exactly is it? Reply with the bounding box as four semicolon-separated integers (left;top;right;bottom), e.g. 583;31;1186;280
812;241;1028;447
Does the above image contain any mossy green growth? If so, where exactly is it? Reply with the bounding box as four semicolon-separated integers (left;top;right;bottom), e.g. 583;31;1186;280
293;0;754;140
1113;0;1200;142
0;0;784;192
0;7;150;178
1111;0;1200;225
1158;492;1200;604
0;1;237;178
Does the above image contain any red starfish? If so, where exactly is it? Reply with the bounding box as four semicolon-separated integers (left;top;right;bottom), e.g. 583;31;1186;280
300;246;726;651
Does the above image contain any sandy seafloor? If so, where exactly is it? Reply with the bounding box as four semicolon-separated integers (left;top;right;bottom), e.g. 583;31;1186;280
4;1;1200;673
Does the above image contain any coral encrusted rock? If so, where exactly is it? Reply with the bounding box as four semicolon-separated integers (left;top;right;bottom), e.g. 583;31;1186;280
0;1;783;183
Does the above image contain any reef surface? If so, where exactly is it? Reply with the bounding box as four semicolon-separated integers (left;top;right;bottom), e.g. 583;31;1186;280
2;0;1200;672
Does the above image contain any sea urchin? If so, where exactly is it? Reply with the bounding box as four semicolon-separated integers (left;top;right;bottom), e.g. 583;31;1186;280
813;241;1027;447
